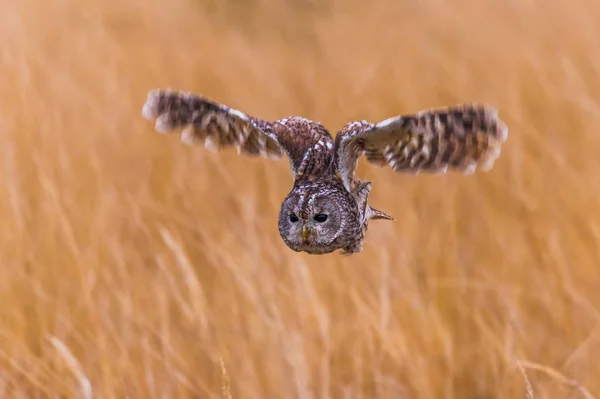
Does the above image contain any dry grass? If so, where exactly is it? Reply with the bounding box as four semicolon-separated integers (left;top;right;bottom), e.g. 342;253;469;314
1;0;600;397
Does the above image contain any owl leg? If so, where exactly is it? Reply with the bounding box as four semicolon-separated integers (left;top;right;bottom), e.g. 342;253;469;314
352;180;372;215
352;180;394;222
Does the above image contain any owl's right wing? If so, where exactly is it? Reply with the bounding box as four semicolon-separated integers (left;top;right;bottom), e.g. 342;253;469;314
333;104;508;191
142;89;307;170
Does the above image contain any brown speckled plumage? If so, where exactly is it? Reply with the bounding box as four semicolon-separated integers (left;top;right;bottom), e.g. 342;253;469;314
142;89;508;255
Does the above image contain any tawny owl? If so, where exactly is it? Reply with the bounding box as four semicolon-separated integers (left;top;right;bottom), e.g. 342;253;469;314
142;89;508;255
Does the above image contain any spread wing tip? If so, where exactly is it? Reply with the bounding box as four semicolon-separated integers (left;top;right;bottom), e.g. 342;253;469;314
141;88;190;123
142;89;162;120
496;118;509;142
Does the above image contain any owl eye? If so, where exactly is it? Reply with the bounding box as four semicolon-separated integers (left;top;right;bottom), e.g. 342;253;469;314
313;214;328;223
289;213;299;223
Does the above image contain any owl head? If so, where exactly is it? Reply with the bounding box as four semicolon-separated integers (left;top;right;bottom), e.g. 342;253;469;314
277;182;359;254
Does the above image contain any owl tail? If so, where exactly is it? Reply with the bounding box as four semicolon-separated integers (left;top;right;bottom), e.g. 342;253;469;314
367;206;394;221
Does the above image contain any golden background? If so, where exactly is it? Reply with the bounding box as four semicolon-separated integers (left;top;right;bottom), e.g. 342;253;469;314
1;0;599;397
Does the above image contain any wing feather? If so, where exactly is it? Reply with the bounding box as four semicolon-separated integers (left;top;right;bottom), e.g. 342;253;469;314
333;104;508;191
142;89;284;159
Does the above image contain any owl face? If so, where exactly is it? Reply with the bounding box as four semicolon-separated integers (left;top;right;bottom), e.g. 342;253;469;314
278;183;358;254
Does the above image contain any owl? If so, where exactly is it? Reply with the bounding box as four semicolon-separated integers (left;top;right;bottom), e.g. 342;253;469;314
142;89;508;255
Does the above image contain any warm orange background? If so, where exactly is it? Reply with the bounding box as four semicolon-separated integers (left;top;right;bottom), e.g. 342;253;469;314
1;0;599;397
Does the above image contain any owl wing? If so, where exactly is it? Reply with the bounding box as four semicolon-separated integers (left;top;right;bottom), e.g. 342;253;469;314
332;104;508;191
142;89;312;171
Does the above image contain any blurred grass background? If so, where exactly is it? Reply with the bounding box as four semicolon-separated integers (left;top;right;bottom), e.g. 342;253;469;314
1;0;600;397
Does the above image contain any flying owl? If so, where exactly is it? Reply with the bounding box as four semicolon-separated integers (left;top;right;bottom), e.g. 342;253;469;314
142;89;508;255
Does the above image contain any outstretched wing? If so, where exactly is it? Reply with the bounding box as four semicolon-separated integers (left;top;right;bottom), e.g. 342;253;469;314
333;104;508;191
142;89;285;159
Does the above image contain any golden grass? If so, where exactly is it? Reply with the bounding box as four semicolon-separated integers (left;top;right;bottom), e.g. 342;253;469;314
1;0;600;397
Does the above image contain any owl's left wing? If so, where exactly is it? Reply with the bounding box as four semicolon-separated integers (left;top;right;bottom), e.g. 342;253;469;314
333;104;508;191
142;89;286;159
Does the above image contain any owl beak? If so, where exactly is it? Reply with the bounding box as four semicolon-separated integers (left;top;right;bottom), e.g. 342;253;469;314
301;226;309;244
